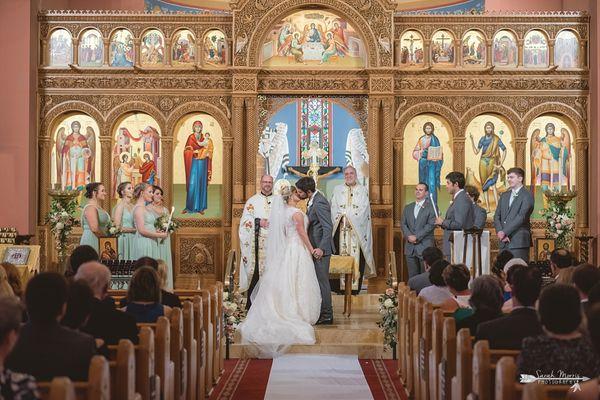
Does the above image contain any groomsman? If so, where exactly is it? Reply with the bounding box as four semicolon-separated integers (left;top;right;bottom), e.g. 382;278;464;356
401;183;437;279
465;185;487;229
494;167;534;261
435;171;475;258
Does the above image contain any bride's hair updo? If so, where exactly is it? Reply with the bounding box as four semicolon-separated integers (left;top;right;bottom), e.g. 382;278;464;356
281;186;297;203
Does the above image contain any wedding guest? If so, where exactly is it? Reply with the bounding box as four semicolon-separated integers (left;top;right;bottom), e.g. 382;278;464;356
500;257;528;313
67;245;99;277
476;265;543;349
465;185;487;229
517;284;600;378
123;267;171;323
61;281;94;331
148;186;173;290
418;259;453;306
7;273;96;381
0;297;39;399
122;257;181;309
550;248;574;281
131;183;166;262
456;275;504;335
568;304;600;400
1;263;23;298
408;246;444;294
80;182;111;253
112;182;136;260
0;268;15;298
439;264;472;319
490;250;514;301
573;264;600;315
588;282;600;306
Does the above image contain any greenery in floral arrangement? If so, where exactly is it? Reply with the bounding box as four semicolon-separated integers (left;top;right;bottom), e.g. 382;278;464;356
377;277;398;350
105;219;122;237
541;196;575;249
154;214;179;234
223;290;246;343
46;196;78;260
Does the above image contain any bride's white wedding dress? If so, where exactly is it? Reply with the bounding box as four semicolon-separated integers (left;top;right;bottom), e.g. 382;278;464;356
239;196;322;357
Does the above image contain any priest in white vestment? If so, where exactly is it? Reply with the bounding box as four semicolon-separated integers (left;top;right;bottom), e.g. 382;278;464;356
330;166;376;294
238;175;273;308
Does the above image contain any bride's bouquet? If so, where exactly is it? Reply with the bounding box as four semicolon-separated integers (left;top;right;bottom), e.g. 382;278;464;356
155;214;179;234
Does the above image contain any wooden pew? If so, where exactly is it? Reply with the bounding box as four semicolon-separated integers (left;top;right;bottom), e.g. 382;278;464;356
39;377;76;400
470;340;521;400
451;328;472;400
419;301;433;400
183;301;197;400
192;295;207;399
215;282;225;378
211;284;222;385
397;286;410;382
428;309;444;400
438;317;457;400
199;288;214;396
405;292;416;394
412;297;425;397
170;307;188;400
108;339;140;400
139;316;175;400
39;356;110;400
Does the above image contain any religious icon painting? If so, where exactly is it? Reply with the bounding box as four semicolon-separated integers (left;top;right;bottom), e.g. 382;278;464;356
399;30;424;67
109;29;134;67
203;29;227;66
462;30;486;67
51;113;101;193
172;29;196;66
111;113;162;199
524;30;549;68
172;113;223;218
431;30;455;66
99;237;119;261
535;238;555;262
78;29;103;67
555;30;579;69
260;10;366;68
49;29;73;66
492;30;518;67
140;29;165;66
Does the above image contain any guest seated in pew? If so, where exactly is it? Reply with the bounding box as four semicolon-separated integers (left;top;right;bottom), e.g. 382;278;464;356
74;262;139;345
1;262;23;299
0;267;15;298
7;273;97;381
456;275;504;335
500;258;528;313
476;265;542;349
572;264;600;316
0;296;39;400
569;304;600;400
66;245;99;278
439;264;472;320
550;248;575;283
589;282;600;307
490;250;514;302
418;259;453;305
122;257;181;309
122;267;172;323
408;246;444;295
517;284;600;379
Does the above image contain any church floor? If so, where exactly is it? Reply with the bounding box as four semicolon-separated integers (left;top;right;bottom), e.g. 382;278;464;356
230;294;390;359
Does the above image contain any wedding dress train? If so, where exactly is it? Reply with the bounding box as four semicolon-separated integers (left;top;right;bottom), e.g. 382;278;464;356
239;197;322;357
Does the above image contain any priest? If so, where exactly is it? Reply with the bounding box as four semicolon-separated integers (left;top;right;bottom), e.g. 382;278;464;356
331;166;376;294
238;175;273;309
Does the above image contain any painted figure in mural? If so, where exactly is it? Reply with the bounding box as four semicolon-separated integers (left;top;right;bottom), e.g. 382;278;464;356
173;32;194;63
412;122;443;207
79;32;102;66
290;33;305;63
321;32;339;64
306;23;322;43
110;32;134;67
116;153;134;195
139;153;156;185
55;121;96;190
469;121;507;212
530;123;572;197
140;126;161;166
141;31;164;64
183;121;214;214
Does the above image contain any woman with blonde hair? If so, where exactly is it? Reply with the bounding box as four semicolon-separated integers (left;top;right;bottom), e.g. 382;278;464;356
0;263;22;298
131;182;167;261
112;181;136;260
0;267;15;298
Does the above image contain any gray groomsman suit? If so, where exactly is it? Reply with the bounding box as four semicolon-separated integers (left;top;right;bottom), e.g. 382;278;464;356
440;190;475;258
473;204;487;229
307;191;335;320
493;185;534;262
401;199;436;279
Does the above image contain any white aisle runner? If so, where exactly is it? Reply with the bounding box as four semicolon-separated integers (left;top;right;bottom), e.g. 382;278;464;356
264;354;374;400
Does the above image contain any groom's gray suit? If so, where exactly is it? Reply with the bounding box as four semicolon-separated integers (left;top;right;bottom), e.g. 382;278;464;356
307;191;335;320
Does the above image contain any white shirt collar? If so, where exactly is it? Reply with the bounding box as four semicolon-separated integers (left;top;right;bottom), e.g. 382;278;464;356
512;185;523;195
453;189;464;200
415;198;426;207
307;191;318;207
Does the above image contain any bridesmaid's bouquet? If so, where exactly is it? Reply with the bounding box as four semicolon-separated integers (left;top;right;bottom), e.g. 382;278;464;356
155;214;179;234
106;220;121;237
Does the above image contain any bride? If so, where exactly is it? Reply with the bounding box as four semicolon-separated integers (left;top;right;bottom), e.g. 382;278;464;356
239;185;322;357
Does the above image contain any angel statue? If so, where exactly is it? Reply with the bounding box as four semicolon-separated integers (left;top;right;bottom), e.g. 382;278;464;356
530;122;572;202
55;120;96;190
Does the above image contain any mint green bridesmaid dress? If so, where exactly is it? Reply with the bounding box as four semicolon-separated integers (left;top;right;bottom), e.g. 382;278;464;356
131;205;160;261
152;207;174;291
80;204;110;253
114;204;135;260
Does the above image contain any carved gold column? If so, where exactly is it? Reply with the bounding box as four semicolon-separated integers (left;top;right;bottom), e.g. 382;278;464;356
453;138;465;172
196;39;203;68
99;136;112;209
134;38;141;67
165;38;172;66
38;138;52;224
517;39;524;67
514;137;527;169
368;97;381;204
232;97;245;204
576;139;589;228
486;40;492;67
161;137;174;209
392;138;403;227
72;38;79;65
579;40;587;68
103;38;109;66
424;39;431;67
245;96;258;198
548;39;555;67
222;137;233;226
394;39;401;66
454;39;461;67
41;39;49;66
381;97;394;205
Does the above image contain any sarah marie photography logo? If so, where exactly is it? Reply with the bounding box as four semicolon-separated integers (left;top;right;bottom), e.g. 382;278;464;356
520;370;590;392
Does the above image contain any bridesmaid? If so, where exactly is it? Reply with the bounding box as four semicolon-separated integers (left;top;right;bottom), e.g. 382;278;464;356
148;185;173;291
80;182;111;253
132;183;167;261
112;182;136;260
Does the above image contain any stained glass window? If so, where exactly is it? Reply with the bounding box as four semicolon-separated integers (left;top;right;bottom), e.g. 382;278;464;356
298;98;332;166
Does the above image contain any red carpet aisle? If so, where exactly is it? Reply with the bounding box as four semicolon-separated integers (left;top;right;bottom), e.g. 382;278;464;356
209;358;408;400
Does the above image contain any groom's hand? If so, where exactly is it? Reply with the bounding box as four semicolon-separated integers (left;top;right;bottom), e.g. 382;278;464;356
312;248;323;259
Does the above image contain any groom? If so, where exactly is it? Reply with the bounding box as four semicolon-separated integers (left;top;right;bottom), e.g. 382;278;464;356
296;177;335;325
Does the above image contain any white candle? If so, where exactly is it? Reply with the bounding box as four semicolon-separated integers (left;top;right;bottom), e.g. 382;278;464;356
430;193;439;218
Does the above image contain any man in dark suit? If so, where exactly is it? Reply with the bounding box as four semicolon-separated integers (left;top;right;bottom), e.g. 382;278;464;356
465;185;487;229
401;183;437;279
296;177;335;324
435;171;475;258
493;167;534;261
7;273;97;381
572;264;600;316
75;261;139;345
407;246;444;294
476;265;543;349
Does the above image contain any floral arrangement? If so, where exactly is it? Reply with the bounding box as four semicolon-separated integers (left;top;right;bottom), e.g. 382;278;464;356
223;290;246;343
377;277;398;351
155;214;179;234
541;193;576;249
105;219;121;237
46;194;78;261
